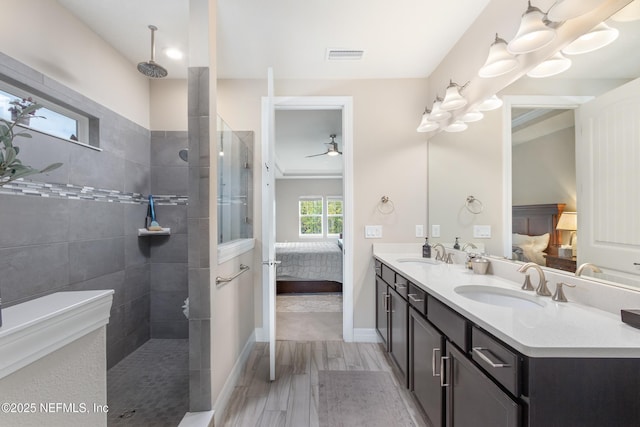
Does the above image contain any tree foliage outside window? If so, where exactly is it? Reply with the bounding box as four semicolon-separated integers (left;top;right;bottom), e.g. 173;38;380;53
299;198;323;236
327;198;343;236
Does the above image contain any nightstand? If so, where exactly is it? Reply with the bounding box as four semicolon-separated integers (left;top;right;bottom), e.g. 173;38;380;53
545;253;577;273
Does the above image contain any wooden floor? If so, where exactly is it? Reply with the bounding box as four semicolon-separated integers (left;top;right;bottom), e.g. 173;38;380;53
219;341;428;427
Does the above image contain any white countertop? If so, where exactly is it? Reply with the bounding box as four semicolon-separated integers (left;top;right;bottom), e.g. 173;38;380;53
374;250;640;358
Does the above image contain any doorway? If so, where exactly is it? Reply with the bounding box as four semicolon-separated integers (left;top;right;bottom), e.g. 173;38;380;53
261;96;354;345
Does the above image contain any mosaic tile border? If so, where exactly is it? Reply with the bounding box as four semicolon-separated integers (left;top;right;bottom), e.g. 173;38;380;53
0;179;188;205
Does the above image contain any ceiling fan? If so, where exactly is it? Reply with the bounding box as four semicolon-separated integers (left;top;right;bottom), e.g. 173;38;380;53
305;134;342;158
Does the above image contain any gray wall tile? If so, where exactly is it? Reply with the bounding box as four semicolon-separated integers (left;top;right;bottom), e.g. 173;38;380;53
125;263;151;302
151;291;188;321
69;145;125;191
151;320;189;339
151;263;188;292
153;205;188;234
124;235;150;267
69;237;125;283
151;131;188;167
151;166;189;195
125;294;150;335
68;199;124;241
0;195;69;247
124;203;150;236
150;233;188;263
68;270;126;307
124;161;150;195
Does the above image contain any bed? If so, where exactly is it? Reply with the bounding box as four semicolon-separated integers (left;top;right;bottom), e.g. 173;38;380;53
275;241;343;294
512;203;565;266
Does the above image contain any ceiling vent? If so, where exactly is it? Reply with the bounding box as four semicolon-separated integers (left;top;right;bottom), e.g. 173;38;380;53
326;48;365;60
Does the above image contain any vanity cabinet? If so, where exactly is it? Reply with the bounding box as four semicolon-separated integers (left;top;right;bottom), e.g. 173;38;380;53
375;275;388;348
389;285;408;385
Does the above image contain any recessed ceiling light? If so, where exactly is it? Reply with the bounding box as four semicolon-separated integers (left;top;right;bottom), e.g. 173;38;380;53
165;48;184;60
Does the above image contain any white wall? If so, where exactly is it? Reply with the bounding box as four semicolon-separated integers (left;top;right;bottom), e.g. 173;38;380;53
0;1;150;128
275;178;342;242
0;329;107;427
512;127;576;210
218;77;429;330
150;79;188;131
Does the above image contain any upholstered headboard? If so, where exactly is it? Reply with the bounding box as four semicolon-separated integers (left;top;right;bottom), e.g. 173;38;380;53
512;203;566;250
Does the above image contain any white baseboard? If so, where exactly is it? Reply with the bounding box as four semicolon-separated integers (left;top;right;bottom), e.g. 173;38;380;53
353;328;381;343
178;410;215;427
212;330;256;425
254;327;267;342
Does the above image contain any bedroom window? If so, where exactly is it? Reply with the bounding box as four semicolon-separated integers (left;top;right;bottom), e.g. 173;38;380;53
299;197;323;236
327;197;343;237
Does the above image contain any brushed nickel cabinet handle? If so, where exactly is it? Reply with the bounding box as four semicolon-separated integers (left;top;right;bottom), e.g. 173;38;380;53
440;356;450;387
395;283;407;289
408;294;424;303
472;347;510;368
432;348;441;377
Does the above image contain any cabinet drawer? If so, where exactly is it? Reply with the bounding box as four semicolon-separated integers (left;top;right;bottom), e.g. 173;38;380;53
394;274;409;299
408;283;426;315
471;326;520;396
374;259;382;277
381;263;395;286
427;297;467;351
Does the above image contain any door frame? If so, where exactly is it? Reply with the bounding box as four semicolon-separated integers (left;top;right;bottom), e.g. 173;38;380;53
261;95;354;342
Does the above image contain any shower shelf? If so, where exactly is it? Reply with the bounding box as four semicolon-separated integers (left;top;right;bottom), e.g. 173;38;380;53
138;228;171;236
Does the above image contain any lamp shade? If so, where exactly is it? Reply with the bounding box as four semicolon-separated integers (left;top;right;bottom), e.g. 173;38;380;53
441;81;468;111
477;95;503;111
416;109;439;132
556;211;577;231
444;120;468;133
547;0;608;22
479;34;519;78
527;51;572;78
562;22;619;55
460;109;484;123
429;97;452;121
508;2;556;54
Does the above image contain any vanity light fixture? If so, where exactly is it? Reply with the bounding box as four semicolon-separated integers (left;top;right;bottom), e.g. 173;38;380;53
547;0;608;22
562;22;619;55
526;51;572;78
416;108;440;132
508;1;556;54
459;109;484;123
476;94;503;111
440;80;468;111
444;120;468;133
479;34;519;78
429;97;452;121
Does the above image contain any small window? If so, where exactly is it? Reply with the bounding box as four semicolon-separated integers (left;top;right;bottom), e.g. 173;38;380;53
327;197;343;237
0;82;91;146
299;197;323;237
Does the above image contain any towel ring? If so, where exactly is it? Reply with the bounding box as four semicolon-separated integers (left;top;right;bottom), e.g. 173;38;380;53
377;195;395;214
465;196;483;215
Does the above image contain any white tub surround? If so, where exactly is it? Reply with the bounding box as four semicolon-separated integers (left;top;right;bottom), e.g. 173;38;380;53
0;291;113;427
373;244;640;358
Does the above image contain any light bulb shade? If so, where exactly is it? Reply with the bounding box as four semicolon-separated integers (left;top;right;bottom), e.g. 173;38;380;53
479;36;519;78
417;111;439;132
429;98;452;121
508;4;556;54
562;22;619;55
327;150;339;156
547;0;608;22
441;82;468;111
527;51;572;78
460;109;484;123
444;120;468;133
556;211;577;231
477;95;503;111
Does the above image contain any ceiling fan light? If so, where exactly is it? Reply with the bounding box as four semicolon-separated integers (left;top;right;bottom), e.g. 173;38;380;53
547;0;608;22
527;51;572;78
441;81;468;111
479;35;519;78
327;150;339;156
477;95;503;111
460;109;484;123
562;22;619;55
444;120;468;133
508;2;556;54
611;0;640;22
429;97;452;121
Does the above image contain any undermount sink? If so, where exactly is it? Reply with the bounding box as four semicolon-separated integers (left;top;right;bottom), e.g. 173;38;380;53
454;285;546;309
397;257;441;266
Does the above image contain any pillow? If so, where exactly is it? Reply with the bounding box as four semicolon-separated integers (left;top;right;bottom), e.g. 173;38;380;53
512;233;549;253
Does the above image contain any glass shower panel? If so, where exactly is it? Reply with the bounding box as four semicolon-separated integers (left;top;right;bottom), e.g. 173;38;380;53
217;116;253;244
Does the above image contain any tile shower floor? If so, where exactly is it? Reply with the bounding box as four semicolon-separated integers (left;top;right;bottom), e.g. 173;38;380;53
107;339;188;427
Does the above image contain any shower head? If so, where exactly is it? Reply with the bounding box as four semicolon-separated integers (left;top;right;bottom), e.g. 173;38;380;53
137;25;168;78
178;149;188;162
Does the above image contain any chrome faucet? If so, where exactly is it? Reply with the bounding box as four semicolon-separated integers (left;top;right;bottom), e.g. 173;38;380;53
517;262;551;296
575;263;602;277
461;242;477;251
432;243;446;261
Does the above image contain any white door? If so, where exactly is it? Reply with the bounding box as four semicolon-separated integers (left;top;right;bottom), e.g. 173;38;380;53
576;76;640;273
261;68;277;381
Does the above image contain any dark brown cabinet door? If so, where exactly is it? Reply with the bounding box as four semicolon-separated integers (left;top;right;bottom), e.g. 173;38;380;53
375;276;388;348
410;308;444;427
446;343;520;427
389;287;408;385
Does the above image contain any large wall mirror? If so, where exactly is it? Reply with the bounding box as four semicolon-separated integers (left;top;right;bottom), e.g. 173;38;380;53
428;6;640;289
